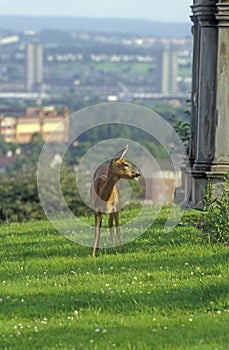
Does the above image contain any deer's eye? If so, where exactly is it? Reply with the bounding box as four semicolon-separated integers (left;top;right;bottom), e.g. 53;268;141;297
122;163;129;168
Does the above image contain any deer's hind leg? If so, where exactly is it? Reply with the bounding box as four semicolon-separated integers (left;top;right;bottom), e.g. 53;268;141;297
108;213;115;248
114;212;124;253
92;212;102;257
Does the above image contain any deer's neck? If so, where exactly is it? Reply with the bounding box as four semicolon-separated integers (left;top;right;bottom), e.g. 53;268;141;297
99;173;119;202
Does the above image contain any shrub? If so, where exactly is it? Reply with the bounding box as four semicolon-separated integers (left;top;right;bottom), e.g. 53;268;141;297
202;174;229;244
0;166;89;223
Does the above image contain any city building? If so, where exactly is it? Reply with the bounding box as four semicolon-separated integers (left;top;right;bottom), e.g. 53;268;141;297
26;43;43;92
140;160;182;205
0;106;69;144
155;49;178;94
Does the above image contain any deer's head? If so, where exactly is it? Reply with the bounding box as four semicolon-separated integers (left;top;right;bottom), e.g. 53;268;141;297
109;145;141;180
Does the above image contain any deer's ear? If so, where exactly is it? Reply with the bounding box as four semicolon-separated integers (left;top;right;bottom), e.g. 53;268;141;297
113;145;128;160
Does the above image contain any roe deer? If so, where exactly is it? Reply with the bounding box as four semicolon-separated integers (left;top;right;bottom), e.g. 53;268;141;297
90;145;140;256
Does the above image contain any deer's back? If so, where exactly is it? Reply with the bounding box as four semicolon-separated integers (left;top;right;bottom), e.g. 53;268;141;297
93;163;109;180
91;163;120;213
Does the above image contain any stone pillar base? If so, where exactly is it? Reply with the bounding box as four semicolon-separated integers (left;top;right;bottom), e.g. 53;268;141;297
178;167;228;209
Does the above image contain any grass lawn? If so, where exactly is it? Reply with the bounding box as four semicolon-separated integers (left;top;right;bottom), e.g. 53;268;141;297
0;208;228;349
51;61;152;76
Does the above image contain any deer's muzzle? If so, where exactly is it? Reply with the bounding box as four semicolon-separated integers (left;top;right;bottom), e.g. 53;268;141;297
132;172;141;180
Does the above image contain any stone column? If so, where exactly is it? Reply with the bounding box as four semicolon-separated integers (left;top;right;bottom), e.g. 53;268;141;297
189;9;200;167
182;6;201;206
193;1;218;171
214;0;229;171
183;0;229;207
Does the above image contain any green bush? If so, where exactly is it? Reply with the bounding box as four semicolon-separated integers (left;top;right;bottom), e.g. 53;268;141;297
0;166;89;223
0;168;44;222
202;174;229;244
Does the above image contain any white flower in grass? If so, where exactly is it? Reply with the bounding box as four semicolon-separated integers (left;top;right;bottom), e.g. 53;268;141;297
41;319;47;325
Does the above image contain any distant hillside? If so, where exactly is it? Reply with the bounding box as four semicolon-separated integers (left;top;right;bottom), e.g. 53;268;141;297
0;15;191;38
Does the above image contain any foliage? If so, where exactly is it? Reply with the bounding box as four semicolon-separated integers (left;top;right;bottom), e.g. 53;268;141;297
201;174;229;244
169;115;190;151
0;211;228;349
169;100;191;152
0;135;17;156
5;133;44;174
153;101;188;122
70;123;169;161
0;164;91;222
60;165;90;216
0;167;44;222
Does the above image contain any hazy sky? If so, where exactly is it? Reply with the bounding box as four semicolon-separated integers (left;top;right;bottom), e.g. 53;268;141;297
0;0;192;22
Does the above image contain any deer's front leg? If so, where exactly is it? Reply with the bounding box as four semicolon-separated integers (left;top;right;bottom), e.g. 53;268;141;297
108;213;115;248
92;212;102;257
114;212;124;253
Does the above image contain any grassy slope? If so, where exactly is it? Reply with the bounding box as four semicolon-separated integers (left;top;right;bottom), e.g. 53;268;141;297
0;209;228;350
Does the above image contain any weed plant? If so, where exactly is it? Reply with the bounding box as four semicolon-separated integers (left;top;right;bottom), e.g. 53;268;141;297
202;174;229;245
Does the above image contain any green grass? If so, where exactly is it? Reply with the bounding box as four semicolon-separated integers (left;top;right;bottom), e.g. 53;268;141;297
50;61;153;76
178;66;192;78
0;208;228;350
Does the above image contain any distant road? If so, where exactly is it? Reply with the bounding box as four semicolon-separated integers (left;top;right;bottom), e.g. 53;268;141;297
0;92;50;100
0;91;189;102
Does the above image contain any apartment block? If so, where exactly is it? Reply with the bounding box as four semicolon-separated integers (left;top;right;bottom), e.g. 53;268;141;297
26;43;43;92
0;106;69;144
